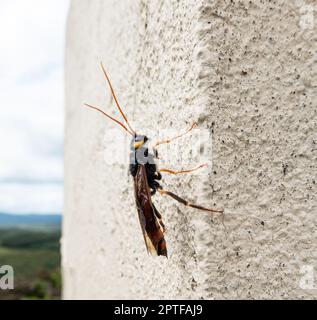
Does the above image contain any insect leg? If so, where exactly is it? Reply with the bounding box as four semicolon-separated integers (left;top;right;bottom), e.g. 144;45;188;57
157;188;224;216
154;122;197;148
160;163;208;175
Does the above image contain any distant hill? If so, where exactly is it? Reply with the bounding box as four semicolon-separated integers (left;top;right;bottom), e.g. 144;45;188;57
0;213;61;229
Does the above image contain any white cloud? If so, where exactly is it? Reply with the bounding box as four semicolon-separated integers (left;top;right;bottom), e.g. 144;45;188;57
0;0;69;82
0;183;62;214
0;0;69;214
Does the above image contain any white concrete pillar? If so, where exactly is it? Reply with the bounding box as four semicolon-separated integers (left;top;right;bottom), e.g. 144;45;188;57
63;0;317;299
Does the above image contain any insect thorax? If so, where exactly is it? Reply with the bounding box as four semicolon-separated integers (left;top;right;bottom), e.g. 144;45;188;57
129;135;158;178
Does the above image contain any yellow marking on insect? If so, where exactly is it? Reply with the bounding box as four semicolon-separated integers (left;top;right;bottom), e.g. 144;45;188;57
133;140;145;149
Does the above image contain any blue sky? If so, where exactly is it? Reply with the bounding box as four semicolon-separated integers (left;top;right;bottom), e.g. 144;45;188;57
0;0;69;214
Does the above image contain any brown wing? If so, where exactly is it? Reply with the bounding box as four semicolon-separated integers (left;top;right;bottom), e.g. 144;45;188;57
134;164;167;257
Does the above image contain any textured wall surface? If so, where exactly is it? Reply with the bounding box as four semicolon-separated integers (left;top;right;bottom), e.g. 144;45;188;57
63;0;317;299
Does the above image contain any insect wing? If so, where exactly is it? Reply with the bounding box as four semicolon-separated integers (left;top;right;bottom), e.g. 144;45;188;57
134;165;167;257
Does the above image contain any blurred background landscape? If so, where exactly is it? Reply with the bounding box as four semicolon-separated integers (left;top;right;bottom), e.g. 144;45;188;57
0;0;69;299
0;213;61;299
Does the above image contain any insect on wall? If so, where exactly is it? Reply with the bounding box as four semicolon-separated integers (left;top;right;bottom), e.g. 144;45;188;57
84;62;224;257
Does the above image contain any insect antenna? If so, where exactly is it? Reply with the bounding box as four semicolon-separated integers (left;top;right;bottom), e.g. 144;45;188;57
84;103;134;136
100;62;136;135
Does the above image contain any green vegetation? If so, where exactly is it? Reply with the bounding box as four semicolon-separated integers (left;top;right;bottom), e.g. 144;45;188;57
0;228;61;300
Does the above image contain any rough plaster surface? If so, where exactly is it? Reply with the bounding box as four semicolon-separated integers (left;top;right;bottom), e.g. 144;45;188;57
63;0;317;299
